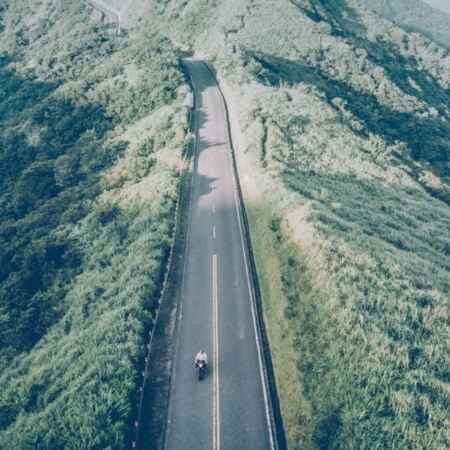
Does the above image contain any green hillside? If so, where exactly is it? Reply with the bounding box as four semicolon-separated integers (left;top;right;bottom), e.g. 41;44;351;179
144;0;450;448
0;0;189;448
2;0;450;448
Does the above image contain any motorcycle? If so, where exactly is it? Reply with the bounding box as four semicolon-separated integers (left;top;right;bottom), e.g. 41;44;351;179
196;360;206;381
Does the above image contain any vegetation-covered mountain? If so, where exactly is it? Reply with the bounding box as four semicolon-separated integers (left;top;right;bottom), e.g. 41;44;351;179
145;0;450;448
2;0;450;449
0;0;189;448
358;0;450;49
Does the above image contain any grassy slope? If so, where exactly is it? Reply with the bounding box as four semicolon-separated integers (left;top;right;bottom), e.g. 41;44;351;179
0;0;189;448
148;0;450;448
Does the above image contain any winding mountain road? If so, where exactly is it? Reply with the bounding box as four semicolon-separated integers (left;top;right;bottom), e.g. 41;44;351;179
163;55;275;450
86;0;120;35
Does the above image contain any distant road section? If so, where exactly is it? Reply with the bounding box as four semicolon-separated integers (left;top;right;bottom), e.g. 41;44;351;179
86;0;120;35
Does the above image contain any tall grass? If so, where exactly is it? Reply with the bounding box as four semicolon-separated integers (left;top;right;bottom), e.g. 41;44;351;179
231;83;450;448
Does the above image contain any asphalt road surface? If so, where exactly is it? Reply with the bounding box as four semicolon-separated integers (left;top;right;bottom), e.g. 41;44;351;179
163;55;274;450
86;0;119;35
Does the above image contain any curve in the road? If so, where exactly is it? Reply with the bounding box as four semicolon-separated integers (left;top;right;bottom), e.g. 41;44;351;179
85;0;120;35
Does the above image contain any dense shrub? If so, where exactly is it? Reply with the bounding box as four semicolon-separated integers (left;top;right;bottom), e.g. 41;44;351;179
0;0;189;447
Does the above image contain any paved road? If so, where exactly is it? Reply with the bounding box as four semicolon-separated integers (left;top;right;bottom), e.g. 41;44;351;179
163;55;274;450
86;0;120;35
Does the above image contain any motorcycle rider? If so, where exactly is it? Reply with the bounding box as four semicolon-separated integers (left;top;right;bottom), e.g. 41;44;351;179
195;350;207;371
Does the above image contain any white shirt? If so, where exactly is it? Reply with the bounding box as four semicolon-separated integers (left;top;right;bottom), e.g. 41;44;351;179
195;352;207;363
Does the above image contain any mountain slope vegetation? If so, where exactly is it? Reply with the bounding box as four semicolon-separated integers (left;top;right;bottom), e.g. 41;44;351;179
358;0;450;50
145;0;450;448
0;0;189;448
